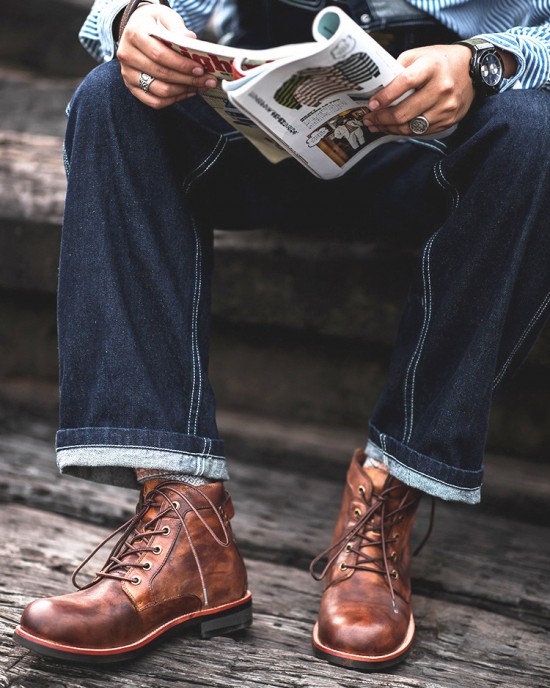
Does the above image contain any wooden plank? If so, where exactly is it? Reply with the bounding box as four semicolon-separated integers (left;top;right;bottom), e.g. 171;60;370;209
0;131;66;224
1;428;549;631
2;504;549;688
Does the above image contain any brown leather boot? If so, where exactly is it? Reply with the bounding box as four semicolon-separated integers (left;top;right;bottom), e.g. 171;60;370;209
310;448;421;671
14;480;252;663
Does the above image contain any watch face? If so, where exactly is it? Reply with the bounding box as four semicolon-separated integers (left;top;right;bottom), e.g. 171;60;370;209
480;52;503;87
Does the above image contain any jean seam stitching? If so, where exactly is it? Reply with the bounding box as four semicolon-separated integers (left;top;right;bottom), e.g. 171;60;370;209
434;160;460;209
492;289;550;389
402;233;435;443
56;444;225;459
182;135;227;435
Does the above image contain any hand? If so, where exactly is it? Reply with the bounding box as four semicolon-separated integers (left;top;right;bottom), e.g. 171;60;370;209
363;44;475;136
117;3;217;109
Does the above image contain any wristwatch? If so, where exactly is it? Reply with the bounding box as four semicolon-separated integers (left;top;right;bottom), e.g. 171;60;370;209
456;38;504;96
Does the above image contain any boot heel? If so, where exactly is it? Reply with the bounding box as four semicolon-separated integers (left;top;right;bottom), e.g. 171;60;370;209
199;600;253;639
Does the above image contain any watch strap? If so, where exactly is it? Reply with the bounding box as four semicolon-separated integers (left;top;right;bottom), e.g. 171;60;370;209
456;37;497;53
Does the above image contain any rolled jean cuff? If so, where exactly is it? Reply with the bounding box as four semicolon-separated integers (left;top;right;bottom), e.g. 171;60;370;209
367;425;482;504
56;427;228;489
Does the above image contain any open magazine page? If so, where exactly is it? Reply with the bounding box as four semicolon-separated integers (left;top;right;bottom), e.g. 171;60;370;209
222;6;414;179
150;24;314;163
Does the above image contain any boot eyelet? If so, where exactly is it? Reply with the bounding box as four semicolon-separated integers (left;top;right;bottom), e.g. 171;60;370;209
142;561;152;571
339;562;348;571
353;508;362;519
172;501;180;510
390;570;399;579
394;533;400;540
390;551;398;562
358;485;365;495
152;545;163;555
345;543;352;553
162;525;171;536
131;576;141;585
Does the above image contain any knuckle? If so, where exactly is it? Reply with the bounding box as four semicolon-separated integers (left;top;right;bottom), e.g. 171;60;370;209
149;47;164;65
157;82;172;98
400;73;415;89
148;98;165;110
117;46;129;63
440;77;454;94
156;63;171;80
393;111;410;126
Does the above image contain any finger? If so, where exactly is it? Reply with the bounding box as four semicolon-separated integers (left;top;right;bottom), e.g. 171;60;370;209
127;88;184;109
119;34;210;82
121;58;217;96
366;88;439;130
366;106;454;137
367;59;432;112
127;67;216;101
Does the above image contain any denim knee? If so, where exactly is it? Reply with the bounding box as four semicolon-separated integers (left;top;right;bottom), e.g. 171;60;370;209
468;89;550;170
67;60;133;129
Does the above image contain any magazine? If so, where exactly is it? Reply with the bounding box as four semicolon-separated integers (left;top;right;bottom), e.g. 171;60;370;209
151;6;452;179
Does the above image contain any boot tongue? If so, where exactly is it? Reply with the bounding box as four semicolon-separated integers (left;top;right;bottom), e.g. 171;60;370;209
363;464;392;495
141;478;168;499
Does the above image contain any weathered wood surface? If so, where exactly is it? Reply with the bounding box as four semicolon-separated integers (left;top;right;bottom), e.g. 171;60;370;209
2;504;549;688
0;131;66;225
0;418;549;687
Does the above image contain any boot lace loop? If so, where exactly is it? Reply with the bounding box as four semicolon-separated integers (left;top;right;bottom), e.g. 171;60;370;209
71;482;230;590
309;483;433;612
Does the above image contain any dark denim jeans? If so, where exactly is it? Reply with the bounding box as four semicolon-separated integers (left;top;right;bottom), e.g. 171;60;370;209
57;59;550;503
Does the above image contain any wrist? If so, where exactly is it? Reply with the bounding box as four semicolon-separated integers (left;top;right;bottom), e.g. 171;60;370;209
496;49;518;79
455;38;505;96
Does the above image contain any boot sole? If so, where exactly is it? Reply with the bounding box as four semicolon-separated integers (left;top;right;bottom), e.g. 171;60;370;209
13;592;253;664
311;615;415;671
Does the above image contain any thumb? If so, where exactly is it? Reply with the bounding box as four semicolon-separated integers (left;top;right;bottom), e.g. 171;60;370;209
157;5;195;36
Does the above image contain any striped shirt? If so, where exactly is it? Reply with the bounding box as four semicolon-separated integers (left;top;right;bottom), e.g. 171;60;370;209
79;0;550;91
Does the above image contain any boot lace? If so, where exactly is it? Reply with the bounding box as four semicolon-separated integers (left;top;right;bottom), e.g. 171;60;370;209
309;482;434;613
71;482;230;591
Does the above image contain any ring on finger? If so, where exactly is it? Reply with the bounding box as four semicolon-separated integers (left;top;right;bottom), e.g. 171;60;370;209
408;115;430;135
138;72;156;94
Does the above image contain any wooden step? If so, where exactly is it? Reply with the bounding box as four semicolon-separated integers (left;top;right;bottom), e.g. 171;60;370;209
1;420;549;687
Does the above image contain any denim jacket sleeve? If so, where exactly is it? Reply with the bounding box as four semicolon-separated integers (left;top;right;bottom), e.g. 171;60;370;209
78;0;219;63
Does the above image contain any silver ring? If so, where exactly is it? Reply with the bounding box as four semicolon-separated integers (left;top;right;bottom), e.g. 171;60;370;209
408;115;430;135
138;72;155;94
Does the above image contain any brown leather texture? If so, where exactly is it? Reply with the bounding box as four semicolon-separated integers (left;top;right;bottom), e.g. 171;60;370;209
16;481;249;655
311;449;420;668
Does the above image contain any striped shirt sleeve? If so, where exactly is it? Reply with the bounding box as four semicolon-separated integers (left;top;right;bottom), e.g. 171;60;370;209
476;25;550;92
79;0;219;63
408;0;550;92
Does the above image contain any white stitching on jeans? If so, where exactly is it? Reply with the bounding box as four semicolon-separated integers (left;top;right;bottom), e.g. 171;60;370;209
182;136;227;435
493;290;550;389
379;433;480;492
401;158;460;440
402;234;435;443
434;160;460;210
56;443;225;460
